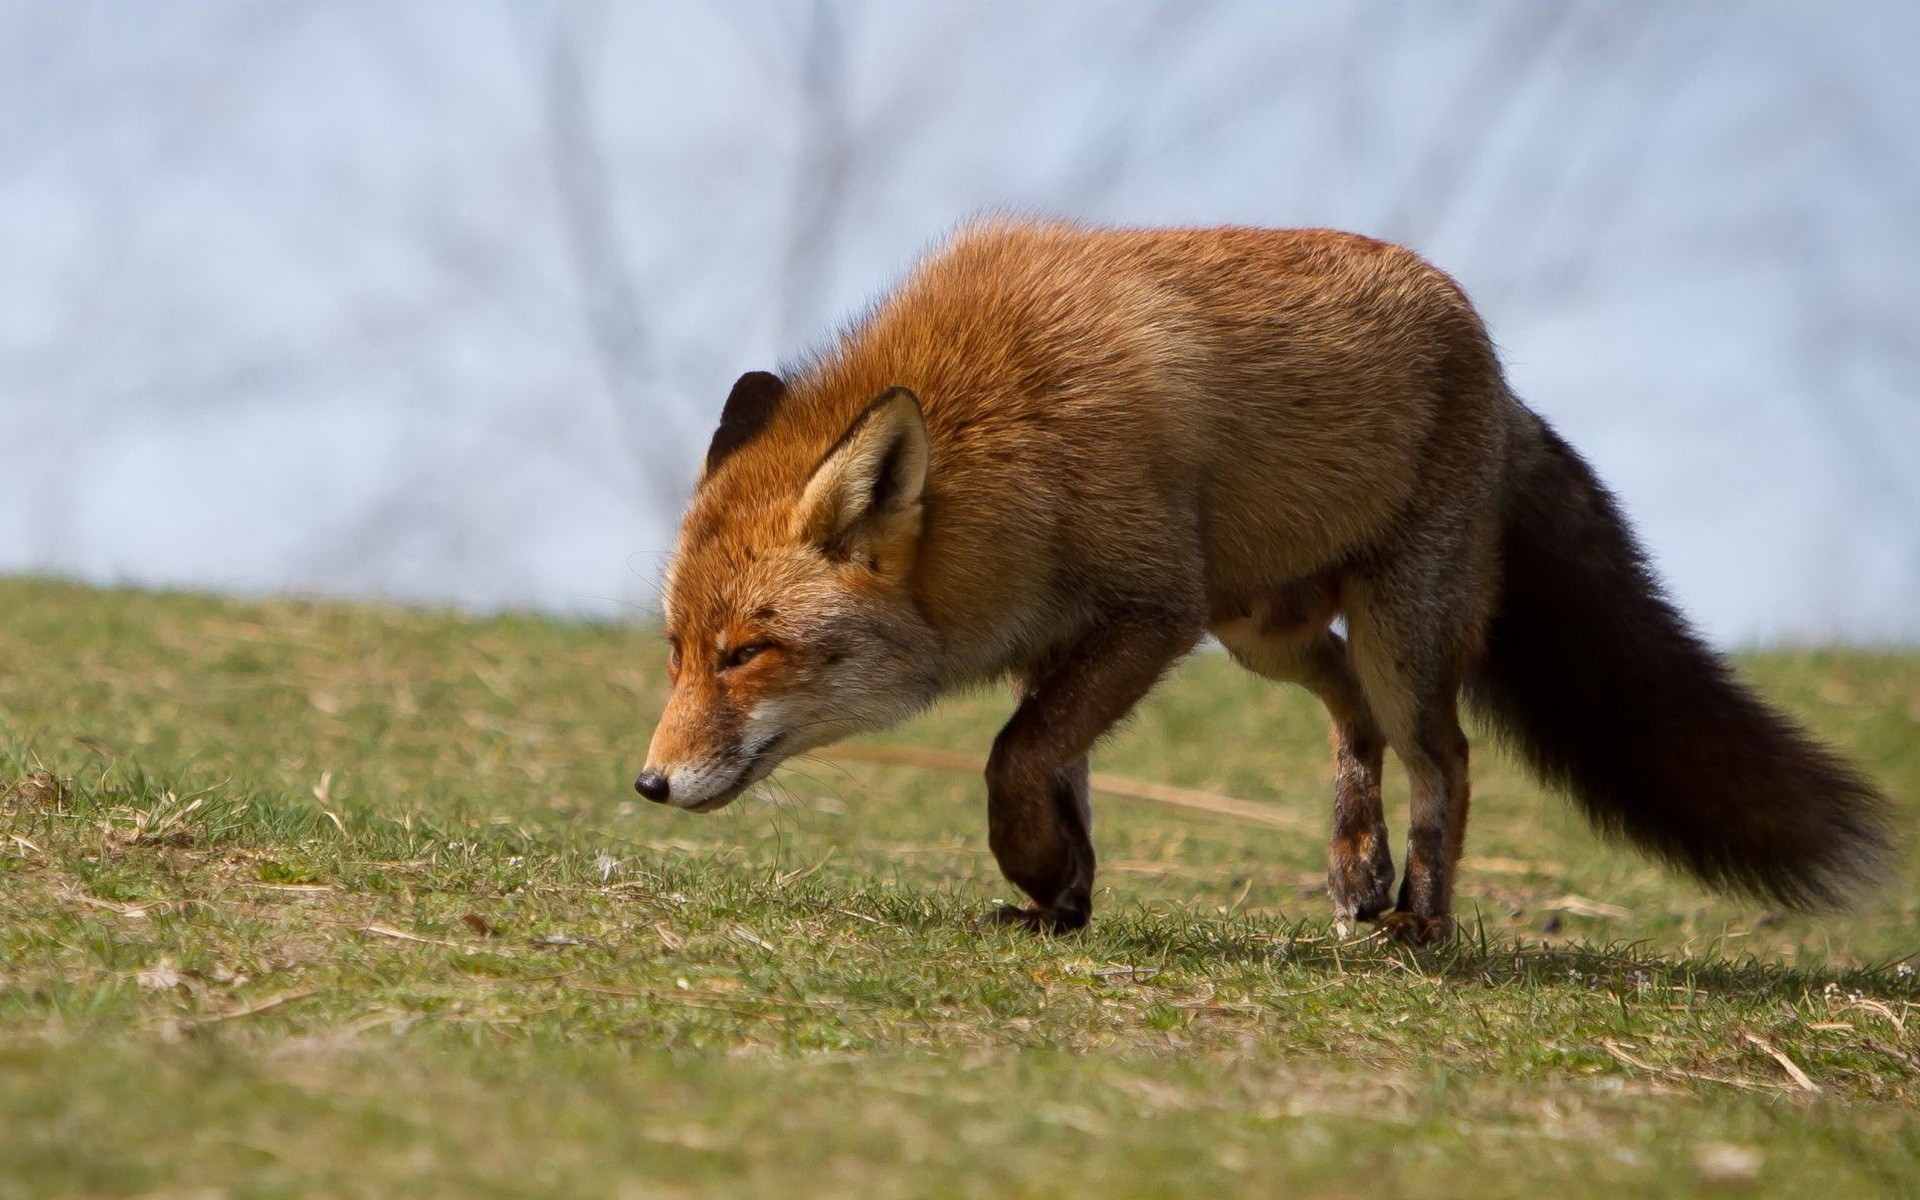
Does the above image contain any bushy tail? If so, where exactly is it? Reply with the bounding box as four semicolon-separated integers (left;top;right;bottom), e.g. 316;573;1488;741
1465;411;1894;908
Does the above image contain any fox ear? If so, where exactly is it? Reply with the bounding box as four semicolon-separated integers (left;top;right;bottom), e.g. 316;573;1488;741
705;371;786;475
793;388;929;576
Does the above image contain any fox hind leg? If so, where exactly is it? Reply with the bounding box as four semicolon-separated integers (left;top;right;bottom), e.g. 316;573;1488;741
1215;614;1394;931
1346;556;1491;945
1374;687;1472;946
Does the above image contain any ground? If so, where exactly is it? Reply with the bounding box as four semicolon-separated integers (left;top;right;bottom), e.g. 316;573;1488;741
1;577;1916;1199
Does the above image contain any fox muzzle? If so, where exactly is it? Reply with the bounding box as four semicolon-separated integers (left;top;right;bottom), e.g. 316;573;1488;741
633;755;767;812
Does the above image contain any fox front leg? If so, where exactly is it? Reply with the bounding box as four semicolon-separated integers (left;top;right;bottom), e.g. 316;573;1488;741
982;753;1095;932
979;612;1203;933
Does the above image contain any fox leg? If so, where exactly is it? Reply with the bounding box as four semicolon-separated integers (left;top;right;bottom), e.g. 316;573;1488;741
981;750;1094;933
1213;617;1393;930
1346;565;1488;945
1378;689;1471;946
982;612;1203;932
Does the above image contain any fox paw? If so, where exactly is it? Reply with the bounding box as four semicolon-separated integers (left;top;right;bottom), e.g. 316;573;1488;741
1328;865;1395;930
977;901;1089;935
1327;831;1395;933
1377;911;1452;946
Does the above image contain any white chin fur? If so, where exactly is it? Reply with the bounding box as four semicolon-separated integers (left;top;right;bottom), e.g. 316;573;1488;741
666;692;881;812
665;762;743;809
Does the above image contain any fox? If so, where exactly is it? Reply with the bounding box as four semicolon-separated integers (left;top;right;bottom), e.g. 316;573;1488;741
636;219;1893;943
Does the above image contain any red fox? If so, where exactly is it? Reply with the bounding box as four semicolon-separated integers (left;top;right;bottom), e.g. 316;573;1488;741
636;220;1892;942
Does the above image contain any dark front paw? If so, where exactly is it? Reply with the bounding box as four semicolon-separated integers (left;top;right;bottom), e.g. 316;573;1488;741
1327;834;1396;931
977;898;1090;934
1377;910;1452;946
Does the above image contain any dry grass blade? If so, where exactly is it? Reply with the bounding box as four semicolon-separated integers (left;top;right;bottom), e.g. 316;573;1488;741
1844;997;1906;1033
1271;980;1345;1001
1599;1039;1784;1093
59;889;162;919
361;922;496;953
362;921;449;946
1744;1033;1821;1093
1460;856;1564;876
826;744;1313;833
731;926;777;952
1863;1038;1920;1072
197;987;320;1025
1541;895;1632;921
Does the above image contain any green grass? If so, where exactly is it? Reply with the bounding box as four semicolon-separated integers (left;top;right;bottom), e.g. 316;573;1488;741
1;576;1916;1198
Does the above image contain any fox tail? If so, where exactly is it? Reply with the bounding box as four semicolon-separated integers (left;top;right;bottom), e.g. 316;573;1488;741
1463;411;1894;908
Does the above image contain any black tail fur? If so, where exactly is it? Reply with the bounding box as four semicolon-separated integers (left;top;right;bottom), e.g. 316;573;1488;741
1465;411;1894;908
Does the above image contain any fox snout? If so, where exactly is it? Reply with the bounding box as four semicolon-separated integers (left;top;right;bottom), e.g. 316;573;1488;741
631;762;733;811
637;712;774;813
631;750;769;813
639;675;796;812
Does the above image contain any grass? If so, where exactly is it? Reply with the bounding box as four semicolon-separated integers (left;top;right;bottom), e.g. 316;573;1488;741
0;575;1917;1198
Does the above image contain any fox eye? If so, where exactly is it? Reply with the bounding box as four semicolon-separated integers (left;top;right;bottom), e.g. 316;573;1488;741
666;640;682;678
722;643;770;670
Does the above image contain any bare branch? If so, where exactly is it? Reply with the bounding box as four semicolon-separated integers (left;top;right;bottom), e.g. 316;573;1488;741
774;0;856;349
541;2;691;514
1377;3;1576;248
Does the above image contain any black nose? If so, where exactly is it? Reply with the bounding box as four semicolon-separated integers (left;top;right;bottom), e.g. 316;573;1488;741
634;770;671;803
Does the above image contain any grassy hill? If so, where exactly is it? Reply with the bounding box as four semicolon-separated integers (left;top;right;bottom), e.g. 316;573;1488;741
1;578;1916;1198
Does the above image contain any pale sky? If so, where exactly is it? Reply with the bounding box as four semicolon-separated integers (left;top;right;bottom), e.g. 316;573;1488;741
1;2;1916;643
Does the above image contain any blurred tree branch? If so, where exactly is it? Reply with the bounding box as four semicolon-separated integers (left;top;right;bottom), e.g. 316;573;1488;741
774;0;853;349
542;1;692;516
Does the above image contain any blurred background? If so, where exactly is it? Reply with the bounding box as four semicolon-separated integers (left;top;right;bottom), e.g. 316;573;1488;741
2;2;1915;644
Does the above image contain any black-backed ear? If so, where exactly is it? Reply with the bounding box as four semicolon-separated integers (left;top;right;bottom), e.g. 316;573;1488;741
705;371;786;475
791;388;929;578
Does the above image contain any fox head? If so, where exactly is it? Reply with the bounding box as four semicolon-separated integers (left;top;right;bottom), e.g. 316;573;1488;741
636;372;943;811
